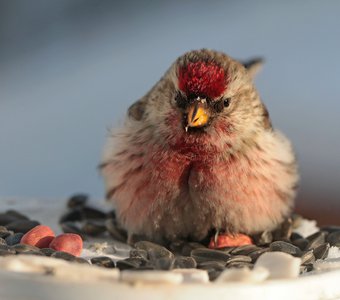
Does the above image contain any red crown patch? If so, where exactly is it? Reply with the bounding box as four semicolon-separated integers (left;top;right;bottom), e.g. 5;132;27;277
178;61;226;99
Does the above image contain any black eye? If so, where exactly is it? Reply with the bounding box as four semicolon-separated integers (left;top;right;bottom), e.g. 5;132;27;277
224;98;231;107
213;100;224;112
175;92;187;109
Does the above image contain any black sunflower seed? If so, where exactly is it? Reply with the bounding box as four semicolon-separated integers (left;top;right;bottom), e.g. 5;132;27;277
59;210;83;223
5;210;30;221
326;231;340;247
249;247;269;262
81;220;106;236
230;245;259;255
91;256;115;268
11;244;40;253
292;238;309;251
116;257;145;270
269;241;302;257
80;206;107;220
301;249;315;265
154;256;175;270
51;251;76;262
0;244;16;254
173;256;197;269
40;248;56;256
67;194;88;209
306;231;327;250
6;220;40;233
135;241;174;261
190;248;231;264
5;233;24;246
129;249;148;260
181;242;206;256
105;219;127;242
313;243;330;260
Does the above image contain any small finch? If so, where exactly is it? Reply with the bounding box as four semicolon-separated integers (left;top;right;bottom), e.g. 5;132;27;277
100;49;299;247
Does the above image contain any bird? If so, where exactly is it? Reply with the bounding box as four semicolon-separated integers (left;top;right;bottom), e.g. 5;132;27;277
100;49;299;248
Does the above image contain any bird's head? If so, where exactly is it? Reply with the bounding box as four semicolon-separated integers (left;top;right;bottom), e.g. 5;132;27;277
132;49;268;154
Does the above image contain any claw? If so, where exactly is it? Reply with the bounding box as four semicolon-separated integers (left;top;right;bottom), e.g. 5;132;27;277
214;229;220;245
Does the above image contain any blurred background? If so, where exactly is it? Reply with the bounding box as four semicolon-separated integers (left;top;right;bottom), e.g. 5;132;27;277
0;0;339;224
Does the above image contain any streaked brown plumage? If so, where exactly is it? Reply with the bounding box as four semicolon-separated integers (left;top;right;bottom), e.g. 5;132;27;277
100;49;299;244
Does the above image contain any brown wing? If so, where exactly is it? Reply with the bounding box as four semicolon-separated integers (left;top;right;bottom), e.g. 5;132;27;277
241;57;264;78
127;99;147;121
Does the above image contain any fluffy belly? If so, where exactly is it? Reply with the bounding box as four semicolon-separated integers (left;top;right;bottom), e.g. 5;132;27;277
103;143;296;242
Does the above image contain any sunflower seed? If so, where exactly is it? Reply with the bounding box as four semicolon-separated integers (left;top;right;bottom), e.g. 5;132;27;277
51;251;76;262
249;248;269;262
207;269;223;281
135;241;174;261
60;222;85;237
226;255;252;264
313;243;330;260
59;210;83;223
105;219;127;242
19;250;44;256
0;214;18;226
154;257;175;270
326;231;340;247
5;220;40;233
269;241;302;257
90;256;115;268
81;206;107;220
5;210;30;221
0;245;16;254
301;249;315;265
116;258;145;270
230;245;259;255
306;231;327;250
67;194;88;208
75;257;90;264
81;220;106;236
191;248;231;263
169;240;185;253
40;248;56;256
290;232;304;241
181;242;206;256
0;249;14;256
321;226;340;233
173;256;197;269
197;260;226;271
130;249;148;260
11;244;40;253
5;233;24;246
292;238;309;251
225;262;254;269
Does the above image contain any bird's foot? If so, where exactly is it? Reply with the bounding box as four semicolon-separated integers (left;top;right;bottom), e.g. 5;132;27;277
208;232;253;249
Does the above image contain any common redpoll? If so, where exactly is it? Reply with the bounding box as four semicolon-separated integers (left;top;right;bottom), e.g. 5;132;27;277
100;49;299;246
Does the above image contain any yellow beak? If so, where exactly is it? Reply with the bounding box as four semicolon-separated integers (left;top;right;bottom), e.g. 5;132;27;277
185;101;210;131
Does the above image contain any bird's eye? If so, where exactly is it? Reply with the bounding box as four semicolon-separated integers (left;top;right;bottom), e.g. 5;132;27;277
223;98;231;107
175;92;187;109
213;100;224;112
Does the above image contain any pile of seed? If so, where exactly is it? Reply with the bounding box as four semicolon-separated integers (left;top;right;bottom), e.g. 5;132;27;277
1;194;340;281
